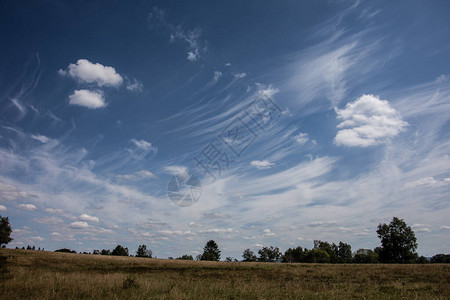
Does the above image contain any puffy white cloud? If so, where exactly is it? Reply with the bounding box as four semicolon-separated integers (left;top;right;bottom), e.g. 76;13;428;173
292;132;310;145
250;160;275;169
263;228;276;237
69;90;106;109
334;94;408;147
440;226;450;231
16;203;37;211
0;204;6;211
59;59;123;87
69;221;89;229
0;182;32;201
79;213;99;223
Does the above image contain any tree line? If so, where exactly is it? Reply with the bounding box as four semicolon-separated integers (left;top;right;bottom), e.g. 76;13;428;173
1;215;450;263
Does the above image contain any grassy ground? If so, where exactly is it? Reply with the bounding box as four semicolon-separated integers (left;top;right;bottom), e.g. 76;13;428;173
0;249;449;299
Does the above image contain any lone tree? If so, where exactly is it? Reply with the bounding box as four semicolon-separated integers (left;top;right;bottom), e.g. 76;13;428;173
136;244;152;258
377;217;418;263
0;215;13;247
201;240;221;261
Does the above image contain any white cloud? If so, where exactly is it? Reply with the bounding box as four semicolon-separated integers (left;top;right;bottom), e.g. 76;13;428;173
69;90;106;109
0;182;32;201
436;74;448;83
69;221;89;229
263;228;276;237
45;208;65;214
412;223;431;233
116;170;156;180
213;71;222;81
126;79;143;92
250;160;275;169
59;59;123;87
50;232;61;236
79;213;99;223
130;139;154;151
31;134;50;143
198;228;234;234
31;236;44;241
405;177;449;189
233;72;247;79
440;226;450;231
163;165;188;176
0;204;6;211
254;244;263;248
16;203;37;211
33;216;64;224
293;132;310;145
335;94;408;147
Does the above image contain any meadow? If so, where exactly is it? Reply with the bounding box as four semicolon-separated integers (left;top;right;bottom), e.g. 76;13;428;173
0;248;449;299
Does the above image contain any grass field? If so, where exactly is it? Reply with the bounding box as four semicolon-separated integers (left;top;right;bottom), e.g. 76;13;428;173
0;249;449;299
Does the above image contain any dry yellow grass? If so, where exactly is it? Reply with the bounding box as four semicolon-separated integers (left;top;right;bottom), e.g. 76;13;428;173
0;248;449;299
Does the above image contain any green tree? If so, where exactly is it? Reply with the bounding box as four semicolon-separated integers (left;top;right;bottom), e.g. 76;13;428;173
201;240;221;261
0;216;13;247
242;249;257;262
305;249;330;263
314;240;338;263
337;242;352;263
258;246;281;262
430;254;450;263
112;245;129;256
353;249;379;263
177;254;193;260
282;246;305;263
136;245;152;258
377;217;418;263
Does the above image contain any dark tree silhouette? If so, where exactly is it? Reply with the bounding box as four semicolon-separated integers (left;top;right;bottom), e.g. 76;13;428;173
136;245;152;258
242;248;257;262
0;216;13;247
111;245;129;256
258;246;281;262
201;240;221;261
377;217;418;263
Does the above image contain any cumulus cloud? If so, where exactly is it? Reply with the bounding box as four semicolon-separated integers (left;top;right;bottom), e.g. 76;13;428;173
292;132;310;145
59;59;123;87
79;213;99;223
69;90;106;109
69;221;89;229
0;204;6;211
16;203;37;211
250;160;275;169
440;226;450;231
334;94;408;147
0;182;32;201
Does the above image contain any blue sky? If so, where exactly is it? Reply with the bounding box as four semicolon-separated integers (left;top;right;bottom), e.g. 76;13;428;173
1;0;449;258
